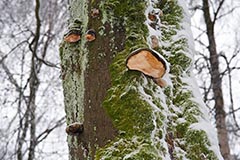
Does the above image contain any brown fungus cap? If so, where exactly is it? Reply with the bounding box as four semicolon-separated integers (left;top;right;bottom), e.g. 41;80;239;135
126;48;167;79
64;29;81;43
85;29;96;42
148;12;157;22
66;122;84;135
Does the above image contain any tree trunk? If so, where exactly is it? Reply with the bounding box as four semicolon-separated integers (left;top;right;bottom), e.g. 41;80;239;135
202;0;231;159
60;0;223;159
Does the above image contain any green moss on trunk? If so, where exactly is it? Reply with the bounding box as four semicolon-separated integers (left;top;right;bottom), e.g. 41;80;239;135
95;0;219;159
60;0;221;159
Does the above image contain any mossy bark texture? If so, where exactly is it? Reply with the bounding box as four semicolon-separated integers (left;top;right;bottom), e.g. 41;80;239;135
60;0;222;159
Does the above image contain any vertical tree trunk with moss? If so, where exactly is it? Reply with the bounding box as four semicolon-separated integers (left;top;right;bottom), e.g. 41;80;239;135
60;0;223;159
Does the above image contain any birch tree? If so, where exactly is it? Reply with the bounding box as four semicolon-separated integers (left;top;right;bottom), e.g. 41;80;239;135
60;0;223;159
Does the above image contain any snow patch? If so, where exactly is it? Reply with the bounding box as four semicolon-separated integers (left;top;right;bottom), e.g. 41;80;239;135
178;0;224;159
181;72;224;160
138;77;171;160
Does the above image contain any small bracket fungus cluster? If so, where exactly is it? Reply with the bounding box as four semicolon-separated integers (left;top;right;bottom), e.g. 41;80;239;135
146;8;164;49
64;29;96;43
66;122;84;136
126;48;168;87
64;20;97;43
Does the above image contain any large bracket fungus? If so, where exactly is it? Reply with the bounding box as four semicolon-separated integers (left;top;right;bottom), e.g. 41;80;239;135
126;48;169;87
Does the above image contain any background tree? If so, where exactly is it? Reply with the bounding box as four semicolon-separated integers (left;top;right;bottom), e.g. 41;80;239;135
0;0;68;159
188;0;240;159
61;0;223;159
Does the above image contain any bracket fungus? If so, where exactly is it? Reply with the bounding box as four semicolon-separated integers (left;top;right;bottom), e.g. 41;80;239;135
126;48;168;87
91;8;100;18
147;9;163;31
85;29;96;42
66;122;84;135
148;9;163;20
148;12;157;22
64;29;82;43
150;35;159;49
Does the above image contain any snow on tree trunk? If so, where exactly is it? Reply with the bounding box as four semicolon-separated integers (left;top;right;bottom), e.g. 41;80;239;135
60;0;223;159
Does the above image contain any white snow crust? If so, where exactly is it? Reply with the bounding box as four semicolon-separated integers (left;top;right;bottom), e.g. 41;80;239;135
136;0;224;159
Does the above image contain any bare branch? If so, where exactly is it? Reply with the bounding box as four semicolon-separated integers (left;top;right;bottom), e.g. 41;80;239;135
216;6;240;22
221;54;240;131
1;60;21;92
213;0;226;24
36;117;65;144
